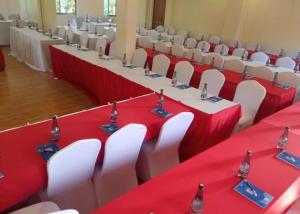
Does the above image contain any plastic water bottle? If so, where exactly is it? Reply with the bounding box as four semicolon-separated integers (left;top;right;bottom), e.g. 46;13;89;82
157;89;164;110
172;71;177;87
236;41;239;48
51;116;60;141
294;62;299;73
122;54;127;67
277;127;289;150
220;45;225;56
110;101;118;124
210;57;215;68
49;29;53;39
201;43;205;52
190;184;204;214
98;46;103;58
255;44;259;52
66;34;70;45
267;57;271;66
272;72;278;87
238;150;252;179
145;63;150;76
242;49;247;60
200;83;208;100
241;65;249;80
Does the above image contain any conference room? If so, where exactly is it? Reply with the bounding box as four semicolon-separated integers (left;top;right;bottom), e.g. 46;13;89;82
1;0;300;213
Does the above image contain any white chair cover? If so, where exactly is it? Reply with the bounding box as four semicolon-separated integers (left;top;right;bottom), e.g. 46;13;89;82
197;41;210;53
47;139;101;214
151;54;170;76
132;48;147;67
94;124;147;206
155;42;170;54
249;66;274;81
10;202;60;214
199;69;225;96
209;35;221;44
275;57;296;70
278;72;300;103
232;48;248;58
214;44;229;56
177;29;188;38
80;32;89;48
174;61;194;85
224;59;246;73
148;30;160;40
136;112;194;181
95;37;107;53
250;52;269;64
171;44;185;57
138;37;153;49
173;35;185;45
195;32;206;41
204;53;224;69
265;47;282;56
156;25;165;33
66;28;74;43
186;38;197;49
286;197;300;214
96;26;105;35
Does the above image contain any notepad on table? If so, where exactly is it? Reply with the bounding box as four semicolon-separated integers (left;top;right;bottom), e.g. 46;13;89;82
36;142;60;161
151;108;172;118
101;123;120;135
277;151;300;169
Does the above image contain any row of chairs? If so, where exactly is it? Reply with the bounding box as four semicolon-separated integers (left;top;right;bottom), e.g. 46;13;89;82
11;113;194;214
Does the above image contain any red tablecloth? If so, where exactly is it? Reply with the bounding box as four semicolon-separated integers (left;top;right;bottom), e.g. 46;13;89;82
219;70;296;122
267;54;279;65
50;46;152;106
262;101;300;135
92;122;300;214
0;48;5;71
228;47;235;55
0;94;192;212
209;43;217;52
145;49;213;88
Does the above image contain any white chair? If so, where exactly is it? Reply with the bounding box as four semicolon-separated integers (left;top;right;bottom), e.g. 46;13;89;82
275;57;296;70
105;28;115;43
148;30;160;40
209;35;221;45
228;40;241;48
151;54;170;76
138;37;153;49
139;27;148;36
156;25;165;33
250;52;269;64
81;22;88;31
186;38;197;49
66;28;74;43
161;32;171;42
88;23;96;33
167;27;176;35
204;53;224;69
95;37;107;53
155;42;170;54
171;44;185;57
177;30;188;38
224;59;246;73
185;49;203;63
246;42;261;51
197;41;210;53
76;17;84;28
136;112;194;181
265;47;282;56
173;35;185;45
94;124;147;206
132;48;147;67
286;197;300;214
199;70;225;96
278;72;300;103
10;202;60;214
249;66;274;81
80;32;89;48
57;27;66;39
284;50;300;59
232;80;266;134
47;139;101;214
195;32;206;41
49;210;79;214
232;48;248;58
214;44;229;56
96;25;105;35
174;61;194;85
109;41;116;57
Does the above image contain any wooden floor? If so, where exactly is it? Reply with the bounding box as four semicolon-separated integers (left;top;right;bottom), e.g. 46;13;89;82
0;47;96;131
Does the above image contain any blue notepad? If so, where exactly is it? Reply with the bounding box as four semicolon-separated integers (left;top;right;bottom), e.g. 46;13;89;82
277;83;290;90
176;84;191;90
100;56;112;61
36;142;60;161
149;73;162;78
101;123;120;135
151;108;172;118
206;96;223;103
234;180;273;208
277;151;300;169
125;64;138;69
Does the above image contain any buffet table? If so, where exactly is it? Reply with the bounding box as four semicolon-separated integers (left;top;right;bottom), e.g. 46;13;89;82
10;27;65;72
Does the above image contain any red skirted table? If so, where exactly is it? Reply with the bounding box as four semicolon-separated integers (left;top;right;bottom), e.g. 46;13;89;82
0;94;192;212
50;46;152;106
219;70;296;122
92;122;300;214
0;48;5;71
267;54;280;65
209;43;217;52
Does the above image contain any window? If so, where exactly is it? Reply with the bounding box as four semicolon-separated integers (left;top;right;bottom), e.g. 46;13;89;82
104;0;116;16
56;0;76;14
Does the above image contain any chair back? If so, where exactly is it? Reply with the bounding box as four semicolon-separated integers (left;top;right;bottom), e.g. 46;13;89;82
199;69;225;96
96;25;105;35
186;38;197;49
152;54;170;76
275;57;296;70
156;25;165;33
177;30;188;38
132;48;147;68
246;42;261;51
171;44;185;57
265;47;282;56
204;53;224;69
138;37;153;49
249;66;274;81
174;61;194;85
155;42;170;54
173;35;185;45
232;48;248;58
250;52;269;64
209;35;221;44
214;44;229;56
80;32;89;48
278;72;300;102
197;41;210;53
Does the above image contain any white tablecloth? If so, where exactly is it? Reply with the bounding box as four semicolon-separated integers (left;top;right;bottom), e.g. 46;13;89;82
0;21;13;45
52;45;238;114
10;27;65;72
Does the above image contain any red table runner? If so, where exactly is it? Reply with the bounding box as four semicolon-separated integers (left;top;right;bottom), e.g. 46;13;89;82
219;70;296;122
92;122;300;214
0;94;192;212
0;48;5;71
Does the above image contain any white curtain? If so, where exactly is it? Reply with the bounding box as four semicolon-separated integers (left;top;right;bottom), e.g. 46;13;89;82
19;0;42;25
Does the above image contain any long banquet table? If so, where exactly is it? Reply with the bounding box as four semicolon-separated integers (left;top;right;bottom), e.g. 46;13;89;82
93;103;300;214
50;45;241;160
10;26;65;72
0;48;5;71
0;93;193;212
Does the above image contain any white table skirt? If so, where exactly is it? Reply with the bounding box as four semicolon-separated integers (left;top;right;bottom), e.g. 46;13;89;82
10;27;65;72
0;21;13;45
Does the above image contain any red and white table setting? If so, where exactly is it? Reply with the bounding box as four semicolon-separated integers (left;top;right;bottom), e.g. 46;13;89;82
0;48;5;71
10;26;65;72
92;112;300;214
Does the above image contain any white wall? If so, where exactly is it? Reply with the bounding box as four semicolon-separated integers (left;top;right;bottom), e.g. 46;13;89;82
0;0;20;19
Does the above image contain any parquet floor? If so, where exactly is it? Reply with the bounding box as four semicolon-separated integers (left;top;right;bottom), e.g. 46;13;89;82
0;47;96;131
